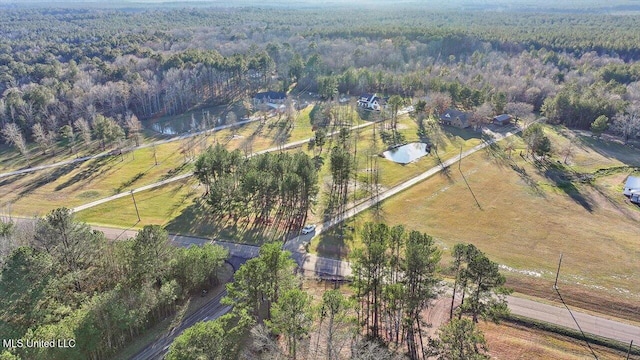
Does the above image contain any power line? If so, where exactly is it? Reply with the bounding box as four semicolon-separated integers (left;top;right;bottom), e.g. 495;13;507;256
554;254;599;360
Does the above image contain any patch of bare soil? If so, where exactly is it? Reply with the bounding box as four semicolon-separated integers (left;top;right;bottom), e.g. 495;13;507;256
421;295;459;339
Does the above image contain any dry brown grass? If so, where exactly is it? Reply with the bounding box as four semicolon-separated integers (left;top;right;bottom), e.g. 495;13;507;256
311;125;640;322
481;321;628;360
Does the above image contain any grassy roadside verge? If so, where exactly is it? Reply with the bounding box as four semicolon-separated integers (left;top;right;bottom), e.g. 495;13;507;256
503;314;640;357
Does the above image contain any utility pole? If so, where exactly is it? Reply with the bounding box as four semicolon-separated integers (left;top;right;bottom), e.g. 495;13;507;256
130;190;141;222
554;253;598;359
554;253;563;290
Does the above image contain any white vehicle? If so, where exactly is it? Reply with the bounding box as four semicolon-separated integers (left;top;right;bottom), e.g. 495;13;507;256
301;224;316;234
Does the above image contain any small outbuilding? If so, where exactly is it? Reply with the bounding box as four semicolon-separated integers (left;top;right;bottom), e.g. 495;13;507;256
623;176;640;196
493;114;512;126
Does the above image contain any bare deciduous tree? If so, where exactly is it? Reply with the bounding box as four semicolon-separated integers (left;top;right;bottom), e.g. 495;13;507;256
1;123;29;161
612;106;640;144
32;123;55;155
125;112;143;147
226;111;238;135
470;103;493;131
505;102;534;122
429;92;452;117
74;117;92;146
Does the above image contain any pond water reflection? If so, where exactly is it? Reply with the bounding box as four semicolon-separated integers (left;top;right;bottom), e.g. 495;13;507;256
382;142;430;164
150;117;222;135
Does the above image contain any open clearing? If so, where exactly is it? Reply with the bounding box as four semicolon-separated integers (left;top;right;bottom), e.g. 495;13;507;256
310;125;640;321
0;106;319;216
73;117;483;242
481;321;628;360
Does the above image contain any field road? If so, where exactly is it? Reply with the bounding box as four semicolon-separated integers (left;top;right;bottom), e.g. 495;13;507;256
8;116;639;355
69;112;391;213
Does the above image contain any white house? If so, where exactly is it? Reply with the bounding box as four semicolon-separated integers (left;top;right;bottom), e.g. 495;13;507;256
623;176;640;196
357;93;384;111
253;91;287;106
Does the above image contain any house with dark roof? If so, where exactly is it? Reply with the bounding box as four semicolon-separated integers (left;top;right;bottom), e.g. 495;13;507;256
439;108;470;129
357;93;384;111
253;91;287;105
493;114;513;126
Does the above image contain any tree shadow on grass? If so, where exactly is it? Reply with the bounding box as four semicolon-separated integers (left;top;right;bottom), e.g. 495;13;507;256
54;156;114;191
19;162;82;197
510;162;545;198
164;197;280;245
313;221;353;260
443;126;482;142
164;197;218;235
575;134;640;167
483;141;511;170
159;162;190;181
114;172;146;194
590;183;640;222
0;172;27;187
535;160;593;212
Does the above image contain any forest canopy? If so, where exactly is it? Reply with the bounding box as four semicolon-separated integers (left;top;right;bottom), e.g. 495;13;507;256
1;4;640;152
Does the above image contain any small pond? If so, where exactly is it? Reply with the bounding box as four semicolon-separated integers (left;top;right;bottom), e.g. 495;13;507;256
150;116;223;135
382;142;430;164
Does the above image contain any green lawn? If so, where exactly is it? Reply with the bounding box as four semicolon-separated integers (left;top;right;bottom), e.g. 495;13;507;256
0;142;193;216
1;106;328;217
75;114;487;243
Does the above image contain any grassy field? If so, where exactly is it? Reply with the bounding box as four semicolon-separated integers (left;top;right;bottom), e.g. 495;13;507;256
74;115;484;245
310;124;640;321
0;106;321;217
481;320;630;360
0;142;192;216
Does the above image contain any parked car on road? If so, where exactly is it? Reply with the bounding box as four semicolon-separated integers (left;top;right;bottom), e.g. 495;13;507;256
301;224;316;234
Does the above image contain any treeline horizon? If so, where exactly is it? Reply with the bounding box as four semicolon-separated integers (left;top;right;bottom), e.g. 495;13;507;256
2;5;640;160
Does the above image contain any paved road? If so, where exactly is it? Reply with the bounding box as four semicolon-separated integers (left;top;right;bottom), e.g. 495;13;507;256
507;296;640;346
12;220;640;357
88;223;640;350
11;117;640;354
130;290;232;360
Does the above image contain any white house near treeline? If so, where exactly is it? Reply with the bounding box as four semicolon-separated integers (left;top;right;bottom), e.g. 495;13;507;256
623;175;640;196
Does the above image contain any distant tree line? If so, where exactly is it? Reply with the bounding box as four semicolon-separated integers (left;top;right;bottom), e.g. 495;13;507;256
3;6;640;160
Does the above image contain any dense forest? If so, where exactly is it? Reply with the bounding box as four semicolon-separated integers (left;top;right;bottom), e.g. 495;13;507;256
1;5;640;157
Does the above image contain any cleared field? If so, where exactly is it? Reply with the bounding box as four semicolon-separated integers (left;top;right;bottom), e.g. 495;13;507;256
0;142;191;216
481;321;628;360
0;107;317;217
74;177;200;230
311;125;640;321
